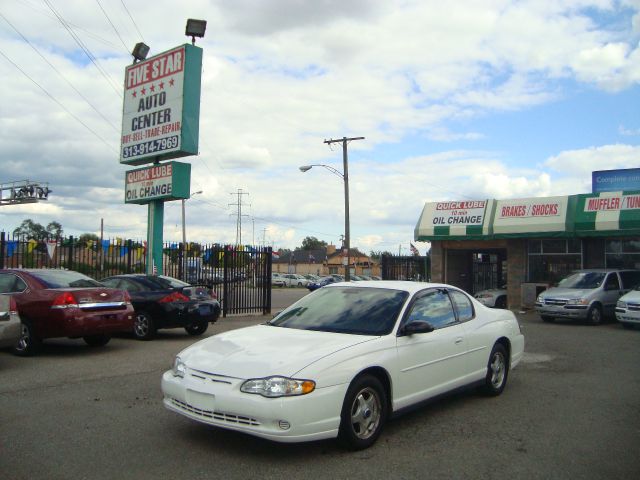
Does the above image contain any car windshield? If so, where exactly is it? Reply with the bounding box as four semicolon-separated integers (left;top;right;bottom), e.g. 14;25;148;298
558;272;606;289
269;286;409;335
30;270;103;288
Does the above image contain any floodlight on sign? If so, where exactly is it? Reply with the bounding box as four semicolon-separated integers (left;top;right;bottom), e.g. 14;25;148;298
185;19;207;45
132;42;150;63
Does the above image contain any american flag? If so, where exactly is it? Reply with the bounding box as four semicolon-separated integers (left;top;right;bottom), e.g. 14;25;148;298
410;243;420;256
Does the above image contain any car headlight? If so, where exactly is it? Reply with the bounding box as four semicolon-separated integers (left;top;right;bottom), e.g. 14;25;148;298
536;295;544;303
566;298;589;305
240;376;316;398
172;356;186;378
617;301;627;308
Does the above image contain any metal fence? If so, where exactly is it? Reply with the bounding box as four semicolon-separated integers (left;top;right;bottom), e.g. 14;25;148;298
0;232;272;317
381;254;430;282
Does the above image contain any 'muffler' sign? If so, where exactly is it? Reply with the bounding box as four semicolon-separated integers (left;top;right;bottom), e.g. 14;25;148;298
120;44;202;166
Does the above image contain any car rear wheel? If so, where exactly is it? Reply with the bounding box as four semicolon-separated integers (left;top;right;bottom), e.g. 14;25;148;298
587;304;603;325
133;311;156;340
481;343;509;396
13;319;42;356
338;374;388;450
185;320;208;336
83;334;111;347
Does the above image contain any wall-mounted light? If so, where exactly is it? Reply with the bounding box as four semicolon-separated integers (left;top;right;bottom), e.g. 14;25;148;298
185;19;207;45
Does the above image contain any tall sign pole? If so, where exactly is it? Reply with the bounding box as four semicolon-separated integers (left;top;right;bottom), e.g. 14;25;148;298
119;43;203;275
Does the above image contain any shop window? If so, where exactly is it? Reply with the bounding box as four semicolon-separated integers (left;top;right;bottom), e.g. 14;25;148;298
542;239;566;254
527;239;582;284
605;239;640;269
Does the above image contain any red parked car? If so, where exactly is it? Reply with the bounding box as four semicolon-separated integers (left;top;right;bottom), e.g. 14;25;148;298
0;269;135;356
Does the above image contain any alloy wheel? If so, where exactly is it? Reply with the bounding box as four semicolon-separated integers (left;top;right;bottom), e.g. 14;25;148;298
350;387;382;440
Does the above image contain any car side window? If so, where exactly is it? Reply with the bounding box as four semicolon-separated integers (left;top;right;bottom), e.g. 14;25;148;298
604;273;620;291
620;271;640;289
101;278;121;289
449;290;474;322
0;273;27;293
406;289;457;329
120;279;144;292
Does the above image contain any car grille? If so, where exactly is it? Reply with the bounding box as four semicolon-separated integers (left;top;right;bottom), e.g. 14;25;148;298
170;399;260;426
627;303;640;311
188;369;235;385
543;299;568;306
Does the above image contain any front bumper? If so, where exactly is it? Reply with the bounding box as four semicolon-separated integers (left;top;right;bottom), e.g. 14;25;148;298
615;308;640;325
161;369;346;443
535;303;589;319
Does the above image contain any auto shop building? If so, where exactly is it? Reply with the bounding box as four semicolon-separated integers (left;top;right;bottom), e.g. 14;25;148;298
414;191;640;309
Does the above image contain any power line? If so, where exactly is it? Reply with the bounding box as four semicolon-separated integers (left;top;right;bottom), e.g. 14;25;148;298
0;12;119;133
0;48;117;154
119;0;145;43
95;0;130;54
43;0;122;98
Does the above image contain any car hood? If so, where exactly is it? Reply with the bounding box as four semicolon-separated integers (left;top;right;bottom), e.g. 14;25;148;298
181;324;377;378
619;290;640;302
541;287;594;299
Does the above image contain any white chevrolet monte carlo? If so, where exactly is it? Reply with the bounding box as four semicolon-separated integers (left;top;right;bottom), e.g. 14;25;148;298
161;281;525;450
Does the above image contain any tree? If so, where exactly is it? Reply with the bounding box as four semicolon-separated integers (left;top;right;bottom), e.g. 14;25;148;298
369;250;393;261
13;219;64;240
301;236;327;250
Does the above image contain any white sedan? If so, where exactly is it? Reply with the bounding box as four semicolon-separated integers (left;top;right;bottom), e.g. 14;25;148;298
161;281;525;450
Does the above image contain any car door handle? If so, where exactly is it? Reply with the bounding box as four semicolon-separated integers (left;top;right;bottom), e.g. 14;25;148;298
455;337;463;344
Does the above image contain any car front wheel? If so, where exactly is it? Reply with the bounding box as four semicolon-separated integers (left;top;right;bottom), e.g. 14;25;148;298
133;311;156;340
185;320;208;336
481;343;509;396
338;374;388;450
587;304;603;325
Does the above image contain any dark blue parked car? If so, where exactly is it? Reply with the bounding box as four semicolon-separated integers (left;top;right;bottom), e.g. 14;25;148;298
307;276;340;291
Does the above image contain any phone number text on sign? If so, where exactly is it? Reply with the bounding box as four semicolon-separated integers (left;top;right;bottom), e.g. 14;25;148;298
122;136;180;159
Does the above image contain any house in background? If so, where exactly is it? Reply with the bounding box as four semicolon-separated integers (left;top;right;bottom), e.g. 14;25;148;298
273;244;380;277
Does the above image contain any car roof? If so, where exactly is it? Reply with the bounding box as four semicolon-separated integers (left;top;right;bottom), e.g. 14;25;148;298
572;269;639;273
325;280;457;294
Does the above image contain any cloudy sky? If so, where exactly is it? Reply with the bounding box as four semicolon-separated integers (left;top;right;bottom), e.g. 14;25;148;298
1;0;639;254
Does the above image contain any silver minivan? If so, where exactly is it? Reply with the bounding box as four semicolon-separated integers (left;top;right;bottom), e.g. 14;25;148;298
535;269;640;324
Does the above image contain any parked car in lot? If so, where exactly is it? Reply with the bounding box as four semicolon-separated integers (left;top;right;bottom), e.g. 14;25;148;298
281;274;309;288
474;287;507;308
271;273;286;288
100;274;221;340
0;295;21;349
307;276;340;291
0;269;134;355
615;288;640;329
535;269;640;324
162;281;524;450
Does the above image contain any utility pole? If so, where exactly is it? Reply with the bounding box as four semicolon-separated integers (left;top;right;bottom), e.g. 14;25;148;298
229;189;250;245
324;136;364;281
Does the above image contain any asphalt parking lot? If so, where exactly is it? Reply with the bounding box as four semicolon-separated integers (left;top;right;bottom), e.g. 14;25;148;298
1;288;639;480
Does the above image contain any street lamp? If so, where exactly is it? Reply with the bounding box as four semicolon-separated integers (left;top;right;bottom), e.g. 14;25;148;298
182;190;203;281
299;164;351;281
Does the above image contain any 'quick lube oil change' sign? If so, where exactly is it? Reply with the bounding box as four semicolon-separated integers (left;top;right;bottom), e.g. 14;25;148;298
120;44;202;166
124;162;191;204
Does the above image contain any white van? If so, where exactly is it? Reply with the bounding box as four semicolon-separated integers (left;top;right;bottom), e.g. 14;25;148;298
535;269;640;324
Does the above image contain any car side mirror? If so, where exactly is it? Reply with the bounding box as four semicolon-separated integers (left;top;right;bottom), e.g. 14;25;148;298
402;320;435;335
